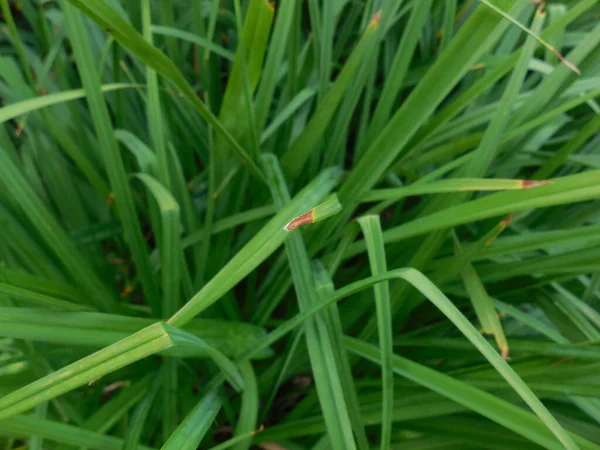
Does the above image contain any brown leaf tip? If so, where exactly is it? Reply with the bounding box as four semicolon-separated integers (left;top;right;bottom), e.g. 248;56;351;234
120;285;133;299
107;193;116;207
284;211;314;231
371;10;382;26
535;1;546;17
502;214;514;226
522;179;552;189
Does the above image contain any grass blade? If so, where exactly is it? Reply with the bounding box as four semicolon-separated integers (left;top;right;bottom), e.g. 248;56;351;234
161;389;222;450
348;171;600;257
361;178;550;202
0;147;114;311
357;215;394;450
241;268;580;449
151;26;234;61
312;262;370;450
262;153;355;449
63;0;265;182
332;0;528;224
123;372;162;450
0;415;156;450
141;0;170;189
62;1;161;313
168;166;343;327
0;84;136;123
280;13;381;178
232;361;258;450
134;174;181;317
0;322;242;420
0;283;94;311
346;338;595;450
454;235;509;359
3;1;600;447
0;307;272;359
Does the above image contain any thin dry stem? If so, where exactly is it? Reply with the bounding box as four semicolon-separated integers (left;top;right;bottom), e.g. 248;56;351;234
478;0;580;75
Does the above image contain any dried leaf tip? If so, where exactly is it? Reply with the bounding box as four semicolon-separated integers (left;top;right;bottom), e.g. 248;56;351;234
284;194;343;231
120;285;133;299
501;346;510;360
284;211;314;231
556;52;581;75
485;215;513;246
107;192;116;207
502;214;514;226
371;10;382;26
535;1;546;17
266;1;275;11
521;179;552;189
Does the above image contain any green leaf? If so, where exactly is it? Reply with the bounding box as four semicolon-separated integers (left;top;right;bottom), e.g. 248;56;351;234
280;14;381;178
0;322;242;420
151;25;235;61
454;235;509;359
63;0;266;183
134;173;182;317
161;390;222;450
123;373;162;450
168;165;343;327
0;308;272;359
0;283;94;311
0;415;156;450
361;178;549;202
232;361;258;450
244;268;580;449
0;146;114;311
334;0;528;222
0;84;136;123
115;130;158;175
346;337;594;450
62;1;161;313
348;170;600;257
262;153;357;449
357;215;394;450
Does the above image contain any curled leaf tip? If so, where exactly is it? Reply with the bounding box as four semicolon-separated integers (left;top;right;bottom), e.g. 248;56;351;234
522;179;552;189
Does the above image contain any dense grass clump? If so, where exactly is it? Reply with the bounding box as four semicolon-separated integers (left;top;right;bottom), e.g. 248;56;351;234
1;0;600;448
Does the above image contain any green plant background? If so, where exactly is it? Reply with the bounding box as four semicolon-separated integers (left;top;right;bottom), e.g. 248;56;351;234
1;0;600;448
